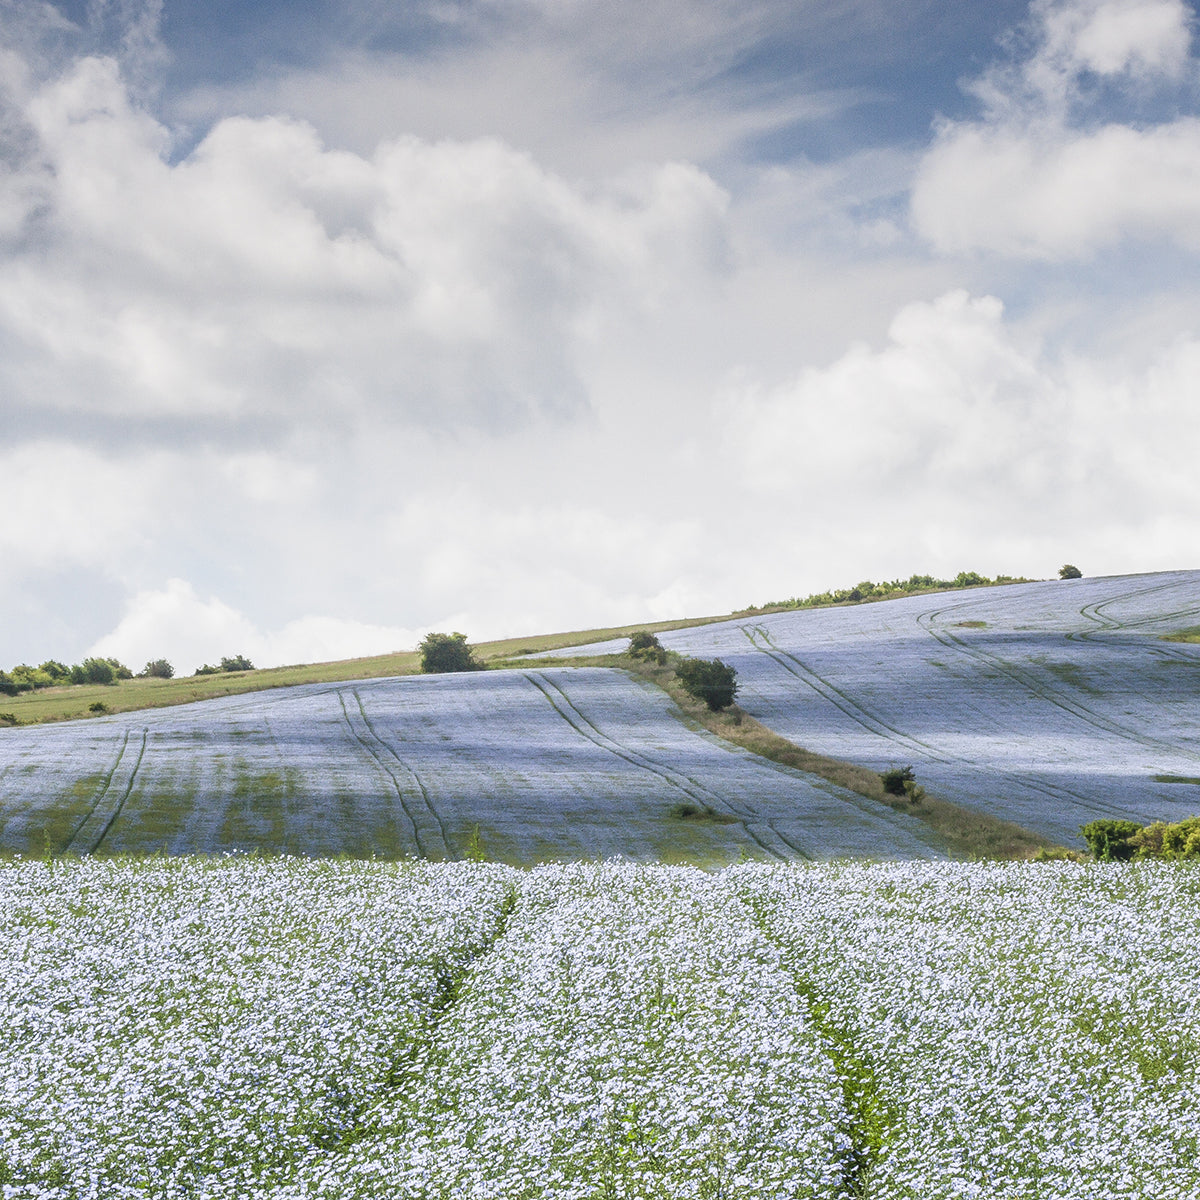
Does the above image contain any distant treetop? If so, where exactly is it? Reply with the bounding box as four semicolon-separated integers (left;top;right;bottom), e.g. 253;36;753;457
1058;564;1083;579
419;632;482;674
744;571;1033;615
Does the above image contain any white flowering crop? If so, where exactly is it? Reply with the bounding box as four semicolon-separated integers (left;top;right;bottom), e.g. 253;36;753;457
0;858;1196;1198
552;570;1200;848
0;669;940;862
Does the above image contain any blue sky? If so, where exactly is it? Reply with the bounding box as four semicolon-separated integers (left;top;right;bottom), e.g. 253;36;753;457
3;0;1200;671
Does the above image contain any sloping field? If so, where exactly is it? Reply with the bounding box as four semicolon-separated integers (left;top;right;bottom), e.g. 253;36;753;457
555;570;1200;847
0;668;941;863
1;856;1195;1199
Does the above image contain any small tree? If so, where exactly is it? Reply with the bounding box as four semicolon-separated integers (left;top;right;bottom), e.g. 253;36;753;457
420;632;481;674
139;659;175;679
676;657;738;711
1059;564;1083;579
220;655;254;672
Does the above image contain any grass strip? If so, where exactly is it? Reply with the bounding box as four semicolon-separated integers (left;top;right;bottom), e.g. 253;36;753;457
523;652;1065;862
1162;625;1200;643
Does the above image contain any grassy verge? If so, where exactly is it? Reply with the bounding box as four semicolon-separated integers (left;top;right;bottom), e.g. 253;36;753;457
1162;626;1200;644
523;650;1065;862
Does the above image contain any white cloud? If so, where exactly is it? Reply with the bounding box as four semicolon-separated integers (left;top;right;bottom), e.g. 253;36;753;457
911;0;1200;259
0;53;730;433
719;289;1200;555
88;579;425;674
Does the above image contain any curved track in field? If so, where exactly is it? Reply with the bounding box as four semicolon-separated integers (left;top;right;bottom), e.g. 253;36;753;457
0;669;941;863
553;570;1200;847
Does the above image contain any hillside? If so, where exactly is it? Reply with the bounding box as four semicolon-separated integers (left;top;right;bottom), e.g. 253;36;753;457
1;570;1197;861
554;570;1200;847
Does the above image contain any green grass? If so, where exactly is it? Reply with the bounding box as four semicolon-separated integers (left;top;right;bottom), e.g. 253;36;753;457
1162;625;1200;643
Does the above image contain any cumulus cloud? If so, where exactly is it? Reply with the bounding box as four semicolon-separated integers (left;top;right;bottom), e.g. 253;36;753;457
720;289;1200;546
911;0;1200;258
88;579;426;674
0;50;730;439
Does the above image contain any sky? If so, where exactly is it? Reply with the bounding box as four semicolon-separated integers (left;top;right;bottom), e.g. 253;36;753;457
3;0;1200;673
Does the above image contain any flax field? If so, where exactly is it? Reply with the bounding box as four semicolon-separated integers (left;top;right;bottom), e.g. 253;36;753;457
1;856;1196;1199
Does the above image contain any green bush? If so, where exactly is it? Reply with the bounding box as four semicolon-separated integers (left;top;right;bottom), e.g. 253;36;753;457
71;658;116;686
628;631;667;664
675;657;738;711
881;765;915;796
195;655;254;676
420;632;481;674
0;672;19;697
1159;816;1200;860
1080;819;1144;861
138;659;175;679
1059;564;1083;579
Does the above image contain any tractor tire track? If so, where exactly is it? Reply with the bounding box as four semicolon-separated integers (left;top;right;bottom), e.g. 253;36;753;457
336;690;450;860
523;671;793;861
353;690;452;857
917;603;1200;765
745;624;1115;821
337;691;426;858
65;729;149;854
741;625;953;766
1071;582;1200;667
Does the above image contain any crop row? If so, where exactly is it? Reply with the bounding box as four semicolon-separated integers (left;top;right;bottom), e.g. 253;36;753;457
0;857;1196;1198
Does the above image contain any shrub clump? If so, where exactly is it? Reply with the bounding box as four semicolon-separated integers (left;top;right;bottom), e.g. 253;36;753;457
1059;564;1083;579
675;657;738;712
1081;818;1150;861
1129;817;1200;860
420;632;482;674
195;655;255;676
138;659;175;679
628;631;667;664
881;765;925;804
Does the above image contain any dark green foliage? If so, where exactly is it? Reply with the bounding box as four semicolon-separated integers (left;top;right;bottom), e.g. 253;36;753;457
1080;819;1144;861
0;672;18;697
675;657;738;711
195;655;254;676
749;571;1030;614
881;766;915;796
87;701;109;714
71;658;116;686
1059;564;1083;579
420;632;481;674
39;661;70;682
0;713;17;726
138;659;175;679
628;631;667;664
